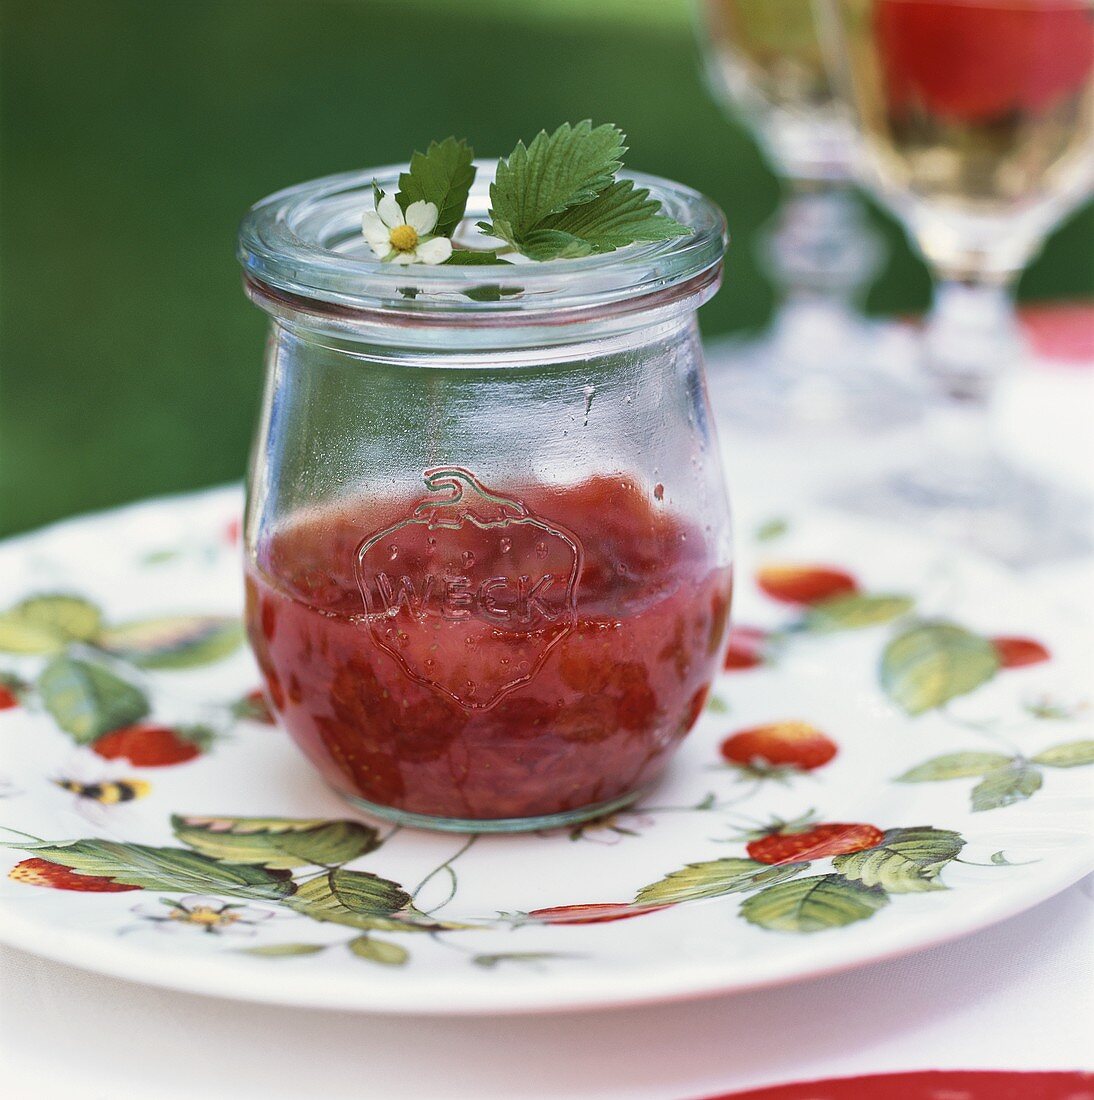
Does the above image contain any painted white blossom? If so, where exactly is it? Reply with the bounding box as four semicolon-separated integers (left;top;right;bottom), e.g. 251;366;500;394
133;894;276;935
362;194;452;265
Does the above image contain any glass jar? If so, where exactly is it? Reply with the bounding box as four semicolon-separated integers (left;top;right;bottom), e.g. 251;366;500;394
238;162;731;832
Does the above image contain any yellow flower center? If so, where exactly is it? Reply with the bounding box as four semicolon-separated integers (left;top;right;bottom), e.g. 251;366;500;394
389;224;419;252
174;906;237;927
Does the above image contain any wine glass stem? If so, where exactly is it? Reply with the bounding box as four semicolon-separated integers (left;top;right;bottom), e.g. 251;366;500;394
760;180;884;368
905;277;1026;501
764;179;881;307
923;277;1022;405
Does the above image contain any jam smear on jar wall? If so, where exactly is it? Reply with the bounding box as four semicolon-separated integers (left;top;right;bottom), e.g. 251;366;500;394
245;471;732;823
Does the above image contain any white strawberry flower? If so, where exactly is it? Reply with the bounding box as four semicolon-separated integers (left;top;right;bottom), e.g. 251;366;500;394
133;894;276;935
362;194;453;266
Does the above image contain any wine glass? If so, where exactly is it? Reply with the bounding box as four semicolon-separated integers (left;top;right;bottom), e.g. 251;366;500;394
697;0;921;434
815;0;1094;564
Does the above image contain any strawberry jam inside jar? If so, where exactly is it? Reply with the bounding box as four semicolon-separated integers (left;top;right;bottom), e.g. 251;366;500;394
238;162;731;832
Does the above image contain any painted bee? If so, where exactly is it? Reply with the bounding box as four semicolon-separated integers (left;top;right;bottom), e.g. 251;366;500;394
52;778;151;804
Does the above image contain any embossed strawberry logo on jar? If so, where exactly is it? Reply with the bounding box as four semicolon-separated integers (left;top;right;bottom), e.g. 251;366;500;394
354;468;583;711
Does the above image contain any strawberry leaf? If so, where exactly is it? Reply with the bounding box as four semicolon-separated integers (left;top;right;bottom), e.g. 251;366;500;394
895;752;1015;782
462;283;523;302
347;935;409;966
239;943;327;957
286;868;411;929
0;594;103;655
880;620;1000;715
171;815;380;870
396;137;476;238
1031;740;1094;768
98;615;244;669
971;763;1043;811
832;827;964;893
444;249;511;265
634;857;807;906
518;179;688;260
38;656;149;743
472;952;573;969
1;838;295;900
740;874;889;933
803;593;915;632
481;121;625;249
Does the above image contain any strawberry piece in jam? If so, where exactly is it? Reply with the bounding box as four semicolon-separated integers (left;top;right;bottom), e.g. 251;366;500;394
246;472;732;823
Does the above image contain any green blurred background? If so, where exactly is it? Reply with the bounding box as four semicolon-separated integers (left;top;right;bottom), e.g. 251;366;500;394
3;0;1091;536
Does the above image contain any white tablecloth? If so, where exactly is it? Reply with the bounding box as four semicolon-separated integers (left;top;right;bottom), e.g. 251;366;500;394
2;880;1090;1100
2;346;1092;1100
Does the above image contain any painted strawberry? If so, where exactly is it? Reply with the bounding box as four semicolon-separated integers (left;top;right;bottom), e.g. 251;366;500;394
724;626;769;671
232;689;277;725
721;721;837;773
527;902;669;925
992;636;1051;669
9;857;140;893
756;564;858;606
0;673;26;710
92;723;215;767
746;814;884;865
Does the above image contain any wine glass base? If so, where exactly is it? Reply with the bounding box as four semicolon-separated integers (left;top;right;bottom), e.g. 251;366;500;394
830;458;1093;569
706;314;924;436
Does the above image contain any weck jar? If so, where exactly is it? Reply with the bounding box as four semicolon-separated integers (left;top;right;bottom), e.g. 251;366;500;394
238;162;732;832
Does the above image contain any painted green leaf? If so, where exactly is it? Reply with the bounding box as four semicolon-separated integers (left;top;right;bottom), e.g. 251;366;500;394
330;911;461;934
0;594;103;654
239;943;327;957
971;763;1043;812
38;656;149;743
755;517;789;542
832;827;964;893
1032;741;1094;768
740;874;889;933
880;621;1000;715
803;593;915;632
98;616;244;669
287;868;411;930
5;838;295;900
472;952;575;969
634;858;807;906
347;935;409;966
324;867;410;913
0;617;67;655
170;815;380;870
895;752;1015;782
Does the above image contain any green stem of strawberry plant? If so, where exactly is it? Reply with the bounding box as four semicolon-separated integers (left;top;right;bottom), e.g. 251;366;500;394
0;826;46;843
412;834;479;914
638;786;761;814
939;704;1023;755
955;854;1038;867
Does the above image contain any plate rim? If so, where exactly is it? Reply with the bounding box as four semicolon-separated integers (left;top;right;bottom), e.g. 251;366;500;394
2;847;1091;1016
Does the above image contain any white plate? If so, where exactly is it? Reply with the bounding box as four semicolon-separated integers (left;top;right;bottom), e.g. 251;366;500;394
0;488;1091;1015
